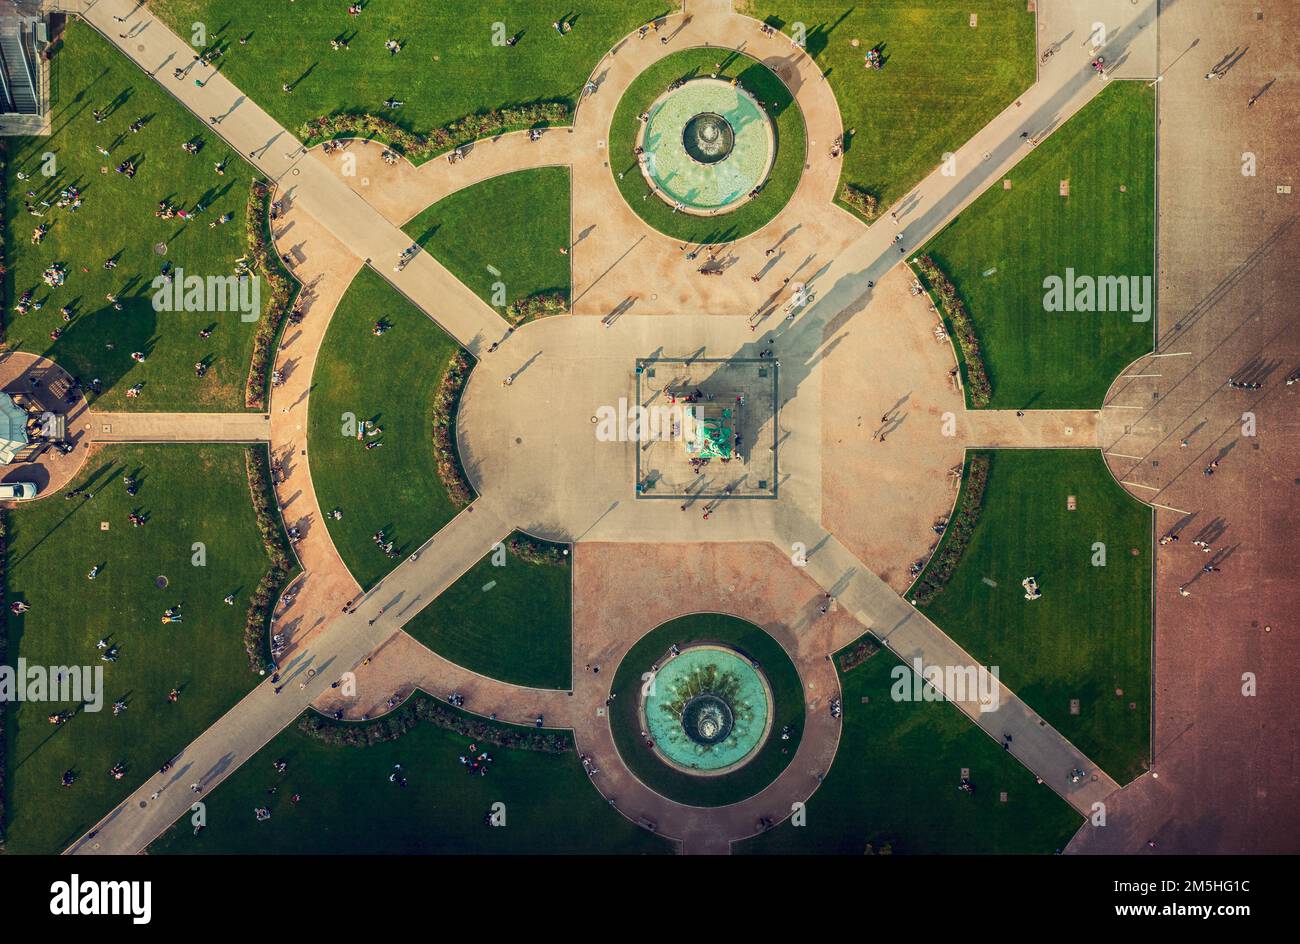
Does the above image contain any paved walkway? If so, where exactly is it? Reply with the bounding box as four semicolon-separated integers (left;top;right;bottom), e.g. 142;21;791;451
65;0;1157;854
262;198;365;673
87;411;270;442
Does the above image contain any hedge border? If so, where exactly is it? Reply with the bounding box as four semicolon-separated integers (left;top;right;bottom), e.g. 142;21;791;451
432;349;475;508
244;180;302;410
300;102;570;166
299;692;572;753
243;447;300;672
911;255;993;408
909;453;991;606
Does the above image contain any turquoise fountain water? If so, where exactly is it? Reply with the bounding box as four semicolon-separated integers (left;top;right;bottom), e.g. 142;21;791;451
639;78;776;214
642;645;773;774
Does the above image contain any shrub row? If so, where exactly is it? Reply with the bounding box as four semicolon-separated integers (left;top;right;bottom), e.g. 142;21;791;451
299;694;572;753
432;349;474;508
913;255;993;407
910;454;991;606
504;291;567;325
242;448;298;671
243;179;302;410
300;102;570;163
840;182;879;221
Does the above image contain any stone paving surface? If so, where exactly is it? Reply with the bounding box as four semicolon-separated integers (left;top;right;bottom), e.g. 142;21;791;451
86;411;270;442
1070;0;1300;854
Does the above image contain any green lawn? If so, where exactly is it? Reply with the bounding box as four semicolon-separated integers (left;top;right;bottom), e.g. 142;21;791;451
740;0;1035;216
3;20;267;411
403;167;570;318
918;450;1151;783
153;1;668;140
307;266;463;591
738;639;1083;854
610;613;804;806
404;534;572;690
610;50;806;242
922;81;1156;409
2;445;273;853
149;707;670;854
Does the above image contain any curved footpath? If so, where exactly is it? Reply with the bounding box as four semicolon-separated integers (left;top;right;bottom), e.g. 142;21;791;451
65;0;1156;854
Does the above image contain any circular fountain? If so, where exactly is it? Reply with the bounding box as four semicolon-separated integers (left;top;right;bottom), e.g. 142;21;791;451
641;644;773;775
638;78;776;214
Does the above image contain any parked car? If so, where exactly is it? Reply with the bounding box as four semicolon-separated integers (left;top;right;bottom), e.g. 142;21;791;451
0;481;38;501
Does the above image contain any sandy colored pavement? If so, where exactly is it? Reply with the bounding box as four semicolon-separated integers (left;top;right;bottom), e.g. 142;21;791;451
260;198;368;672
1069;0;1300;854
86;411;269;441
0;350;93;497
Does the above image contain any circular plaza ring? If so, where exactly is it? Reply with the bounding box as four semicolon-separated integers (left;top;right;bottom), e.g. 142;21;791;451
639;78;776;216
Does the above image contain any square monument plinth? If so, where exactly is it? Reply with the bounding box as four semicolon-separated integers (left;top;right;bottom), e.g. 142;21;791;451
633;357;778;499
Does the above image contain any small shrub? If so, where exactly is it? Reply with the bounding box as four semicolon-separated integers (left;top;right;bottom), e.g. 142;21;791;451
840;182;879;221
504;291;567;325
838;636;881;673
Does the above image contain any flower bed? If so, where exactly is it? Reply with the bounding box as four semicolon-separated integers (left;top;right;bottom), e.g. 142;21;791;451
300;102;570;164
504;291;567;325
840;182;879;221
244;180;302;410
432;349;474;508
505;531;570;566
299;694;572;753
243;447;298;671
912;255;993;407
910;454;991;606
837;635;882;673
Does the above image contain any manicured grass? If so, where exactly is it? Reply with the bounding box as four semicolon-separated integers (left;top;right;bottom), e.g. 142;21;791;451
148;708;670;854
610;613;804;807
3;20;266;411
403;167;571;317
922;82;1156;409
307;267;463;591
738;639;1083;854
610;50;806;242
153;1;668;138
404;534;572;690
740;0;1035;216
2;445;273;853
918;450;1151;783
